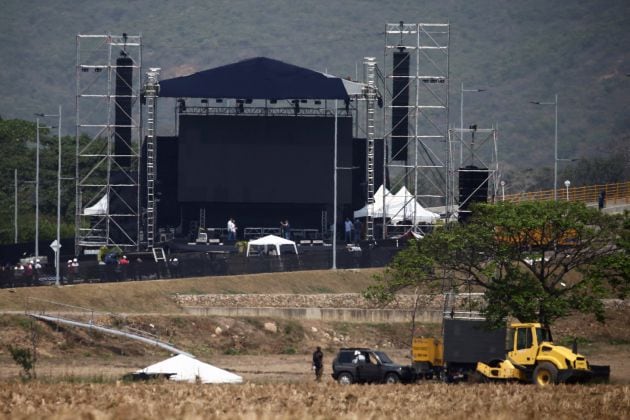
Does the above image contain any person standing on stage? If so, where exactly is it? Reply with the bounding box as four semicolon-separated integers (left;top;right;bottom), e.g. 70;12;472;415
227;218;237;240
344;218;353;243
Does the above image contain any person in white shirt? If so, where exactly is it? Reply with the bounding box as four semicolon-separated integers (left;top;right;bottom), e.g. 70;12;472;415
227;218;237;240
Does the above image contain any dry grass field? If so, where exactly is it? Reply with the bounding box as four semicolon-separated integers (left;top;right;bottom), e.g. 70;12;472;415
1;382;629;420
1;269;629;419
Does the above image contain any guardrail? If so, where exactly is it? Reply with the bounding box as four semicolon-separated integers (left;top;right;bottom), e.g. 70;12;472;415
502;181;630;205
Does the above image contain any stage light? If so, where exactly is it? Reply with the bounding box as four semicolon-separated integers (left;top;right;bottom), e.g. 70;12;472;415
177;99;186;112
314;100;321;105
300;99;307;104
81;67;89;73
94;67;102;73
269;99;277;104
215;98;223;103
200;99;208;104
245;99;253;104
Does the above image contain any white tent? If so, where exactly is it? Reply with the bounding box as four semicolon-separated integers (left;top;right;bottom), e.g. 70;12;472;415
136;354;243;384
353;185;440;224
246;234;298;257
84;194;108;216
352;185;390;219
392;186;440;224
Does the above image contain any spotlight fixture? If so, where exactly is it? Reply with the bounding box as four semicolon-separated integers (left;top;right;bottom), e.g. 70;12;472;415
81;67;89;73
94;67;102;73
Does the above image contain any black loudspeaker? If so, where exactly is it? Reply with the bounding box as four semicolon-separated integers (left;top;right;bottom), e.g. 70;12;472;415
459;166;489;210
115;52;133;168
391;50;409;161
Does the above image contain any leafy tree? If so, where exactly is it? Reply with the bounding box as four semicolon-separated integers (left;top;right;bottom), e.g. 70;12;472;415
585;210;630;299
365;201;625;327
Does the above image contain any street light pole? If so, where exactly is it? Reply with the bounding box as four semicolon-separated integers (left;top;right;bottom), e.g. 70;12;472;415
35;117;40;260
55;105;62;287
531;94;559;200
14;169;18;243
500;180;506;202
564;179;570;201
554;94;558;201
36;108;63;286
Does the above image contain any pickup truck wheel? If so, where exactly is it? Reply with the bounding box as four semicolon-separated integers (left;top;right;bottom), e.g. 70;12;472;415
385;373;400;384
338;372;353;385
533;362;558;386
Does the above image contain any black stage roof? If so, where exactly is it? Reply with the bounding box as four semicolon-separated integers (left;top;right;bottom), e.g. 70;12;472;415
159;57;350;101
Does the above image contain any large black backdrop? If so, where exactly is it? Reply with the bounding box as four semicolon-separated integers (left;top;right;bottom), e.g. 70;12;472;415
156;114;363;234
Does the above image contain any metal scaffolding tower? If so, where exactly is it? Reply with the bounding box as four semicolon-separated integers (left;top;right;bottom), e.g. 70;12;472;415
450;125;500;213
75;34;143;254
383;22;450;237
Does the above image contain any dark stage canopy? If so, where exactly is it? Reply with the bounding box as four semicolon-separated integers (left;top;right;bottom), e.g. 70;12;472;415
159;57;350;101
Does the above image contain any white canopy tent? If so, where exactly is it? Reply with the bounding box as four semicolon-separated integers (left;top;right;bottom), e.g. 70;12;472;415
353;185;440;224
136;354;243;384
246;234;298;257
83;194;108;216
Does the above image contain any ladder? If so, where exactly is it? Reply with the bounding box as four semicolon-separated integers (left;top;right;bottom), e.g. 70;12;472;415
144;69;160;249
152;247;166;262
364;57;377;240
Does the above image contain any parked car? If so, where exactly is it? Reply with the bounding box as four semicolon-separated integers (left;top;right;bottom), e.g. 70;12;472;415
331;348;415;384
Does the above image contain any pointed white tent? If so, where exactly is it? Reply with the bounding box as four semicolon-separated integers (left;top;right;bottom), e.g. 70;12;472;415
84;194;108;216
246;234;298;256
391;186;440;224
353;185;440;223
137;354;243;384
352;185;390;219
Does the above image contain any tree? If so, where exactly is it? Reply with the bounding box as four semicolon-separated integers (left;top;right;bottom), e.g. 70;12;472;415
365;201;625;327
585;210;630;300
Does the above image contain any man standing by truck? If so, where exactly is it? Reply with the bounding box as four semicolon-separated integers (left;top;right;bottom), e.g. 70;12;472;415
312;346;324;382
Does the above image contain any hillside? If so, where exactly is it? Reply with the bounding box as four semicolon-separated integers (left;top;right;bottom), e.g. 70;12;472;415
0;0;628;174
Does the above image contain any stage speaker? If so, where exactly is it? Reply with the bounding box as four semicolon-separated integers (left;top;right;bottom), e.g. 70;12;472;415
391;50;409;161
459;166;489;210
115;52;133;168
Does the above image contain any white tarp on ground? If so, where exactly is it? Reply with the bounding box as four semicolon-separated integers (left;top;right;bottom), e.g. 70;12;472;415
246;234;298;257
83;194;108;216
353;185;440;224
137;354;243;384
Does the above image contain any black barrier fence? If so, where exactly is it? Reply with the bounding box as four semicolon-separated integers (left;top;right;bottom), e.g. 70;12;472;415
0;246;400;288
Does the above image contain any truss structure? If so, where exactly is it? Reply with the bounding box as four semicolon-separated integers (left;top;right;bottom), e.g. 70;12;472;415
75;34;143;254
382;22;450;236
450;125;500;212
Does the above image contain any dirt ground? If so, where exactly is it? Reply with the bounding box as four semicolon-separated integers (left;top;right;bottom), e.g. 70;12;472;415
0;269;628;386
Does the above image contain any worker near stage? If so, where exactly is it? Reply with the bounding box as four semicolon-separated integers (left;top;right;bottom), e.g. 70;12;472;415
312;346;324;382
227;218;237;241
344;218;353;243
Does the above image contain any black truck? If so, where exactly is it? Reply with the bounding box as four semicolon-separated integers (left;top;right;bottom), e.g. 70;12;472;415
331;348;415;384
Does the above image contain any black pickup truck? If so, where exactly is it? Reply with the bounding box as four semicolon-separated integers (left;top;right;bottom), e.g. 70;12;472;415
331;348;415;384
